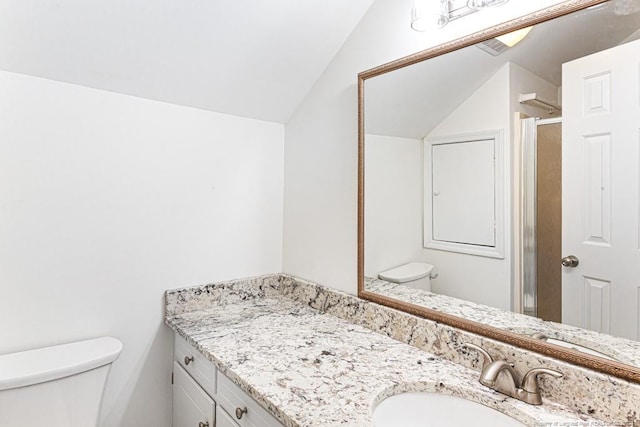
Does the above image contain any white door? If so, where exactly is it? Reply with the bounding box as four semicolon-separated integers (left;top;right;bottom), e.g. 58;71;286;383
562;39;640;340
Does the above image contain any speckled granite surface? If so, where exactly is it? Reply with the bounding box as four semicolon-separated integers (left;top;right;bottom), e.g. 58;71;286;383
165;274;282;315
282;275;640;425
365;277;640;367
165;274;636;427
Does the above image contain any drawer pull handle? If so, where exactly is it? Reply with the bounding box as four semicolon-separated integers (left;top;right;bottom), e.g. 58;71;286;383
198;422;209;427
184;356;194;365
235;406;248;420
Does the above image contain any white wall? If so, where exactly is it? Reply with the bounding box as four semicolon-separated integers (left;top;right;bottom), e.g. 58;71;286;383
360;62;559;309
425;64;511;310
283;0;567;294
0;70;284;427
363;134;423;277
509;61;559;120
418;63;558;310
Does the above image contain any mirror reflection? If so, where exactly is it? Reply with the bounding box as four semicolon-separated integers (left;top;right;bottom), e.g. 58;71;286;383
362;1;640;366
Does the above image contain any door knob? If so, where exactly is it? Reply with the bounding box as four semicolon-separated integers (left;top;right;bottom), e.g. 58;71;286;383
561;255;579;267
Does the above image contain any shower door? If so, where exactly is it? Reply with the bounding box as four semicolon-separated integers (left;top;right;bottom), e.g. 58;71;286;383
520;117;562;322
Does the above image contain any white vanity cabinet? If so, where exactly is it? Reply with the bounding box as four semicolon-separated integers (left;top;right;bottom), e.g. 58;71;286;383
215;405;243;427
172;333;284;427
174;333;217;396
173;362;215;427
216;373;283;427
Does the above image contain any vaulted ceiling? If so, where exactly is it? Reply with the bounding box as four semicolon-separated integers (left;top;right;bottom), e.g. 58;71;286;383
0;0;374;123
365;2;640;139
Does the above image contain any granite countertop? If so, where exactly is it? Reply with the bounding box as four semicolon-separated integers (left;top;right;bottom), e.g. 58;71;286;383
165;285;603;427
365;277;640;367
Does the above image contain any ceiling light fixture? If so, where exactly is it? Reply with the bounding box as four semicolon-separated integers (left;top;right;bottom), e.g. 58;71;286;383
411;0;449;31
411;0;511;32
467;0;510;9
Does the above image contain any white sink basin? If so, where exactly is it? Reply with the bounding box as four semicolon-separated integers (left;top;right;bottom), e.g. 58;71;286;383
373;392;526;427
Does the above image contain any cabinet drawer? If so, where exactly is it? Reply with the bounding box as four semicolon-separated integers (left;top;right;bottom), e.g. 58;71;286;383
172;362;215;427
217;373;283;427
216;405;240;427
174;334;217;398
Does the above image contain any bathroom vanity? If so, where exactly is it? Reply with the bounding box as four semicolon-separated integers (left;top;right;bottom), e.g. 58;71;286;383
164;274;631;427
166;2;640;425
173;334;282;427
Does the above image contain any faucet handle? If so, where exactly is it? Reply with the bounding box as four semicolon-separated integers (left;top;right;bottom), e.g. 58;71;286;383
521;367;563;393
462;343;493;370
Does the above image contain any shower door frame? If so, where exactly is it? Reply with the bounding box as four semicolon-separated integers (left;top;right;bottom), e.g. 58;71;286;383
519;116;563;318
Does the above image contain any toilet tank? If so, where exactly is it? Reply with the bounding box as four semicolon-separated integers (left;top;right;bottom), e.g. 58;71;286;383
378;262;434;291
0;337;122;427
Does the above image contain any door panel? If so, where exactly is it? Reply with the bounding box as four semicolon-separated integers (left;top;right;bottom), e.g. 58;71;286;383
172;362;215;427
562;39;640;340
431;139;495;246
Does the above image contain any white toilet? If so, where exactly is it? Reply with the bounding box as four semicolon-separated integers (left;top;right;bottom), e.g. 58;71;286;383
378;262;435;291
0;336;122;427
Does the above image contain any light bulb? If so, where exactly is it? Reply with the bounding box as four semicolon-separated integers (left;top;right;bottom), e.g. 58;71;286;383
411;0;449;32
495;26;533;47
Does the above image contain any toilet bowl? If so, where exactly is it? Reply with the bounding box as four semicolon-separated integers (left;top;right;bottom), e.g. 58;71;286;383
0;336;122;427
378;262;434;291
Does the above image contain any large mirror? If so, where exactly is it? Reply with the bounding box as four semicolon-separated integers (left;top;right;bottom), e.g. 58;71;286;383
358;0;640;382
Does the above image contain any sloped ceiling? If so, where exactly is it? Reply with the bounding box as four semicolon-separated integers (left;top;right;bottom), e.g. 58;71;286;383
365;2;640;139
0;0;374;123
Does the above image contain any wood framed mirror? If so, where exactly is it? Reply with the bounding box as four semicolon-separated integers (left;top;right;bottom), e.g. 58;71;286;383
357;0;640;383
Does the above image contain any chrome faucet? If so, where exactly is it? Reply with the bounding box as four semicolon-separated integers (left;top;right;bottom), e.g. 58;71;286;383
463;343;563;405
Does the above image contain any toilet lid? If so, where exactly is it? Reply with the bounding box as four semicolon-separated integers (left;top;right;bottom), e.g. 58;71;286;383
378;262;434;283
0;337;122;391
